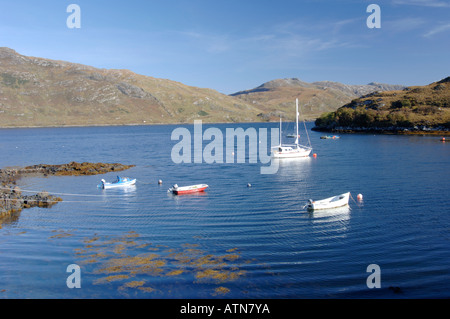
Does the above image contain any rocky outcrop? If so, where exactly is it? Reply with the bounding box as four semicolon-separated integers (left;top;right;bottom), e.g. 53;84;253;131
22;161;135;176
0;187;62;224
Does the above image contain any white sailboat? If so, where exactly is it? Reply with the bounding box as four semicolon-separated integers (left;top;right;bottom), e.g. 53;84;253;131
271;99;312;158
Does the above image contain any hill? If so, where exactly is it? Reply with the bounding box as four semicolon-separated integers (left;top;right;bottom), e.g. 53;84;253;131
0;47;262;127
0;47;406;128
231;78;405;121
313;77;450;134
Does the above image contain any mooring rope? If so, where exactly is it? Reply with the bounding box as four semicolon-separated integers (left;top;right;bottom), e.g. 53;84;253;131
135;180;155;185
0;186;126;198
1;198;106;203
349;192;357;204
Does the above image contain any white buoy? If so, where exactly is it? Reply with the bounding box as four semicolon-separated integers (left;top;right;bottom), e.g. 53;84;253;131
357;194;363;201
158;179;163;185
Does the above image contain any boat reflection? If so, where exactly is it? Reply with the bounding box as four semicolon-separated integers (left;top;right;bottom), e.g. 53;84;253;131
307;205;351;222
99;184;137;201
273;156;312;177
275;156;312;165
167;189;209;205
167;190;208;198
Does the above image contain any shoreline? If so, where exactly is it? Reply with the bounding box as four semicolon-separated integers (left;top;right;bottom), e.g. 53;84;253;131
312;127;450;136
1;121;447;135
0;120;317;130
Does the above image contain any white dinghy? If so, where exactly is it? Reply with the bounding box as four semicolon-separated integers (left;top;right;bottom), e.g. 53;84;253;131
304;192;350;211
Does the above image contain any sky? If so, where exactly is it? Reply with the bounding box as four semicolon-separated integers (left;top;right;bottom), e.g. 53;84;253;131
0;0;449;94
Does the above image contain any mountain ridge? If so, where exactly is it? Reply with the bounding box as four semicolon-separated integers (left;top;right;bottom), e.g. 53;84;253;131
1;47;407;127
0;47;263;127
230;78;406;121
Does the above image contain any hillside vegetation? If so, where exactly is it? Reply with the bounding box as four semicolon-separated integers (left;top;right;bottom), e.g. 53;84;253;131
313;77;450;134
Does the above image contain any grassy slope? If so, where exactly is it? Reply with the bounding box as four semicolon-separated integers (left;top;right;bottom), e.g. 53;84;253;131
0;48;262;127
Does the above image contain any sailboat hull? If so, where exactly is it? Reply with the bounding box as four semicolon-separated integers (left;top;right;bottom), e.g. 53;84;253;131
272;147;311;158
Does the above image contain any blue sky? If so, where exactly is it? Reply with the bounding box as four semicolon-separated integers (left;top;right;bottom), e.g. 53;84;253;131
0;0;449;94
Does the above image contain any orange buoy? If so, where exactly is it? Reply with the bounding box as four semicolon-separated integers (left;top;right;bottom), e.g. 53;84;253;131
357;194;363;201
441;137;446;142
313;153;317;158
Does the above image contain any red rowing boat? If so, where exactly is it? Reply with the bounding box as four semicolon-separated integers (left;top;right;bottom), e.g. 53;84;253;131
168;184;209;195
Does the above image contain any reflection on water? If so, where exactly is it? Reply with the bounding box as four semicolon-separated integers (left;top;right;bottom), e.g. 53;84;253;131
306;205;352;238
99;185;137;197
308;205;351;222
274;157;312;180
167;190;208;202
275;156;312;169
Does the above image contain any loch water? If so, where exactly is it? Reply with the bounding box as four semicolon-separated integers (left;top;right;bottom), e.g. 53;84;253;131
0;122;449;299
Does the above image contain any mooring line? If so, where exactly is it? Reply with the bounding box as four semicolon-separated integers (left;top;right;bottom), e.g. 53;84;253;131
1;198;107;203
0;186;125;198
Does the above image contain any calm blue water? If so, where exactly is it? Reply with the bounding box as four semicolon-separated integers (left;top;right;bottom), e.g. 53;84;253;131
0;123;449;299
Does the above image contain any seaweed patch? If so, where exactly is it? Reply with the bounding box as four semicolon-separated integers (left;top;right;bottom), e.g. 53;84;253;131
73;231;251;296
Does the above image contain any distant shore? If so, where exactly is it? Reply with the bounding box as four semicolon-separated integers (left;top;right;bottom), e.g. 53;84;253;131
1;120;448;136
312;126;450;136
0;120;318;130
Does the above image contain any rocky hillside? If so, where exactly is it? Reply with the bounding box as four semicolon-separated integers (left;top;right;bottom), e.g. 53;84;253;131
231;78;405;121
0;47;262;127
313;77;450;134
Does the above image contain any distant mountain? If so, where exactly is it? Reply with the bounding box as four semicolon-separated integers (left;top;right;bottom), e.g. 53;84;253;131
0;47;262;127
231;78;406;121
0;47;407;128
313;77;450;133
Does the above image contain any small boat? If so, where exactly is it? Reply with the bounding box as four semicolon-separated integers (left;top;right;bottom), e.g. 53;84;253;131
286;133;298;138
168;184;208;195
99;176;136;189
321;135;340;139
304;192;350;211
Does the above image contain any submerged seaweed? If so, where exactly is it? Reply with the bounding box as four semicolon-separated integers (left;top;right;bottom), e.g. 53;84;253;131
72;231;251;296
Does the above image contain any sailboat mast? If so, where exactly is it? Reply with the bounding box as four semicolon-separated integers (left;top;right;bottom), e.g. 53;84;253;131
295;98;299;146
279;116;282;146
